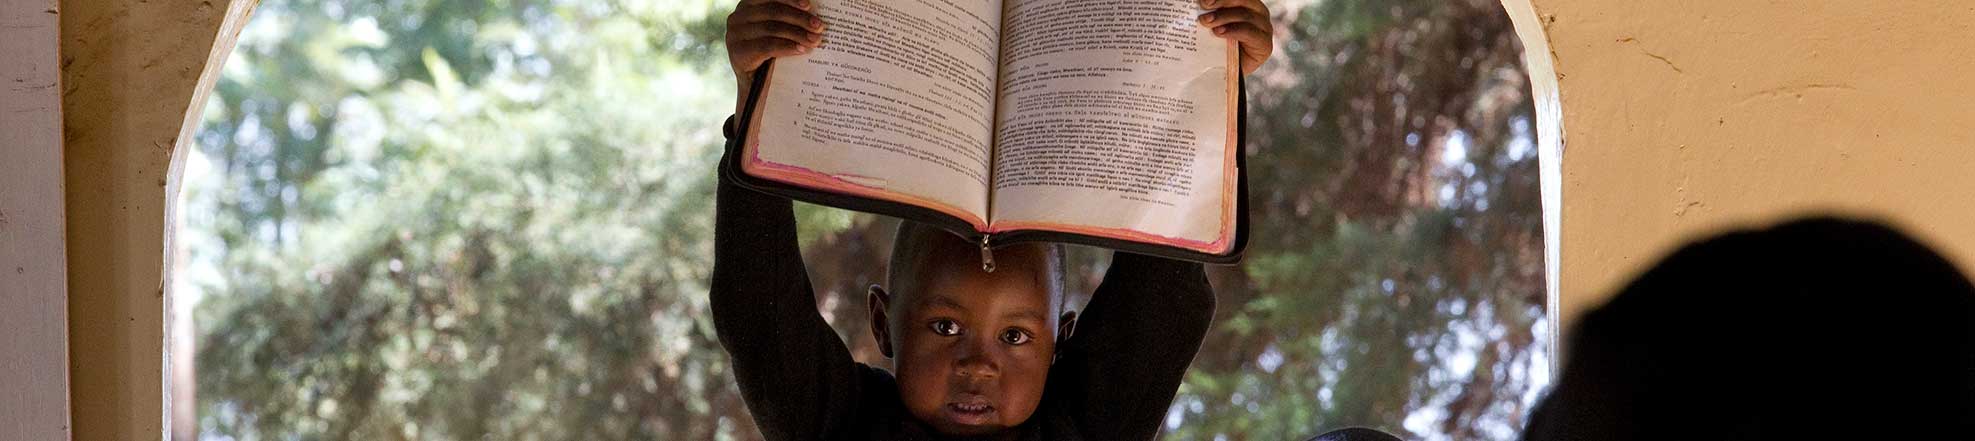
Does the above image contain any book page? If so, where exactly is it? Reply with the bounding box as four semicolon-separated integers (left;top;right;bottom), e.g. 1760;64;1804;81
988;0;1239;253
745;0;1004;227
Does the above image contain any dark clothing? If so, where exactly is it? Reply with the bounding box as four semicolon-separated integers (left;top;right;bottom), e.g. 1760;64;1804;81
1307;428;1405;441
1522;218;1975;441
710;117;1216;441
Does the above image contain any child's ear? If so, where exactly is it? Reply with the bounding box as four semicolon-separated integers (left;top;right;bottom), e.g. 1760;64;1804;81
868;285;895;359
1056;310;1078;346
1052;310;1077;365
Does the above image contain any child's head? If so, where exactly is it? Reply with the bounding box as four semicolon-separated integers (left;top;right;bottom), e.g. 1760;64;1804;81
868;221;1074;436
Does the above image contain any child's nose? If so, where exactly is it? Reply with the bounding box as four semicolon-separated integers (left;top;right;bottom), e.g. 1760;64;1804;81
952;336;1000;378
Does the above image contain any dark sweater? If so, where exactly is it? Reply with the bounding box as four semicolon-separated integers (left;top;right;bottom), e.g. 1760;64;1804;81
710;118;1217;441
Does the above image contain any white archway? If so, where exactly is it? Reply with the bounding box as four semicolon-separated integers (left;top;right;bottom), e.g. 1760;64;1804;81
151;1;1571;438
1496;0;1566;374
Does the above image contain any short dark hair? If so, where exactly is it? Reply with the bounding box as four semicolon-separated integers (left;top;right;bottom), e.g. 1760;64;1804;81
886;221;1066;312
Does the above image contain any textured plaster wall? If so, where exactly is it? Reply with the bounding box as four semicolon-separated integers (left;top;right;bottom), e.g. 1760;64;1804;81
60;0;232;439
46;0;1975;433
1531;0;1975;335
2;0;70;438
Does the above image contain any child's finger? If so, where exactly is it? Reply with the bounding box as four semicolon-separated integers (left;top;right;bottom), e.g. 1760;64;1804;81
740;0;811;9
1198;0;1268;16
1197;6;1270;34
734;37;814;68
729;1;826;33
732;36;811;68
1215;22;1271;52
731;21;824;48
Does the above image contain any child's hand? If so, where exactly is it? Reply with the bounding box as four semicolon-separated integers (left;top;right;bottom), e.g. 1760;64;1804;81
1197;0;1274;76
726;0;827;117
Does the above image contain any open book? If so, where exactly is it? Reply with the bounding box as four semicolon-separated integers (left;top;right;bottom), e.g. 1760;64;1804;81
725;0;1248;265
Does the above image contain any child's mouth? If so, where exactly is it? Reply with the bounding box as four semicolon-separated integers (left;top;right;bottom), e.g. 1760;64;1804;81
944;396;997;425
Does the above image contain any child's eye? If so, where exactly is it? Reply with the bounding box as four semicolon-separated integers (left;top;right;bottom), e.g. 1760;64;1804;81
999;328;1033;345
930;319;962;336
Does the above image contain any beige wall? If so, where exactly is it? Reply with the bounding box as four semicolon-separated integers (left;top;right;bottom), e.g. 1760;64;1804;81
40;0;1975;435
2;0;71;438
1531;0;1975;335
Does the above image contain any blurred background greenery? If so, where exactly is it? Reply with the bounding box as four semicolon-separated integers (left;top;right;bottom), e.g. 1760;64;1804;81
176;0;1545;439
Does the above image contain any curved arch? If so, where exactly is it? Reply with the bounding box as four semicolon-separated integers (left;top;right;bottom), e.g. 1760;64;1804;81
49;0;263;439
149;1;1574;437
162;1;261;439
1496;0;1566;374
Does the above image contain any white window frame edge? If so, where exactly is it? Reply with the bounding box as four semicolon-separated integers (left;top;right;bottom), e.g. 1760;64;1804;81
1497;0;1565;376
162;1;262;439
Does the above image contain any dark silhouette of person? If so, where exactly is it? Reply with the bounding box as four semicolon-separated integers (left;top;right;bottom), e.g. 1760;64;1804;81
1523;217;1975;440
1306;427;1405;441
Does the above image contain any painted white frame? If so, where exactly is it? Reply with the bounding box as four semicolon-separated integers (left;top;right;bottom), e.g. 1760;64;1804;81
1;0;72;439
163;1;261;439
1497;0;1566;374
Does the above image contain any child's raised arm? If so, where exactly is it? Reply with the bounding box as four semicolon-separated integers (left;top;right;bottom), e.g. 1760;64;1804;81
710;142;865;440
1039;1;1268;435
1046;252;1217;439
712;3;872;438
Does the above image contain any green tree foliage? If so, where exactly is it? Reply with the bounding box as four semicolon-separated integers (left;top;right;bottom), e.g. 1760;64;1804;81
1172;1;1545;438
183;0;1543;439
187;0;750;438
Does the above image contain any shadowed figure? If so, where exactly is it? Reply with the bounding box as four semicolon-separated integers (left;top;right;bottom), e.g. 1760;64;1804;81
1523;217;1975;440
1306;427;1405;441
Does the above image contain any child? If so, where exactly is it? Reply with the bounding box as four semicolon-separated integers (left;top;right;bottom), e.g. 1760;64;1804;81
713;1;1273;439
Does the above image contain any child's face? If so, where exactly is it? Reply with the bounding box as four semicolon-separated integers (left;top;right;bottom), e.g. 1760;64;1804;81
887;248;1060;436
